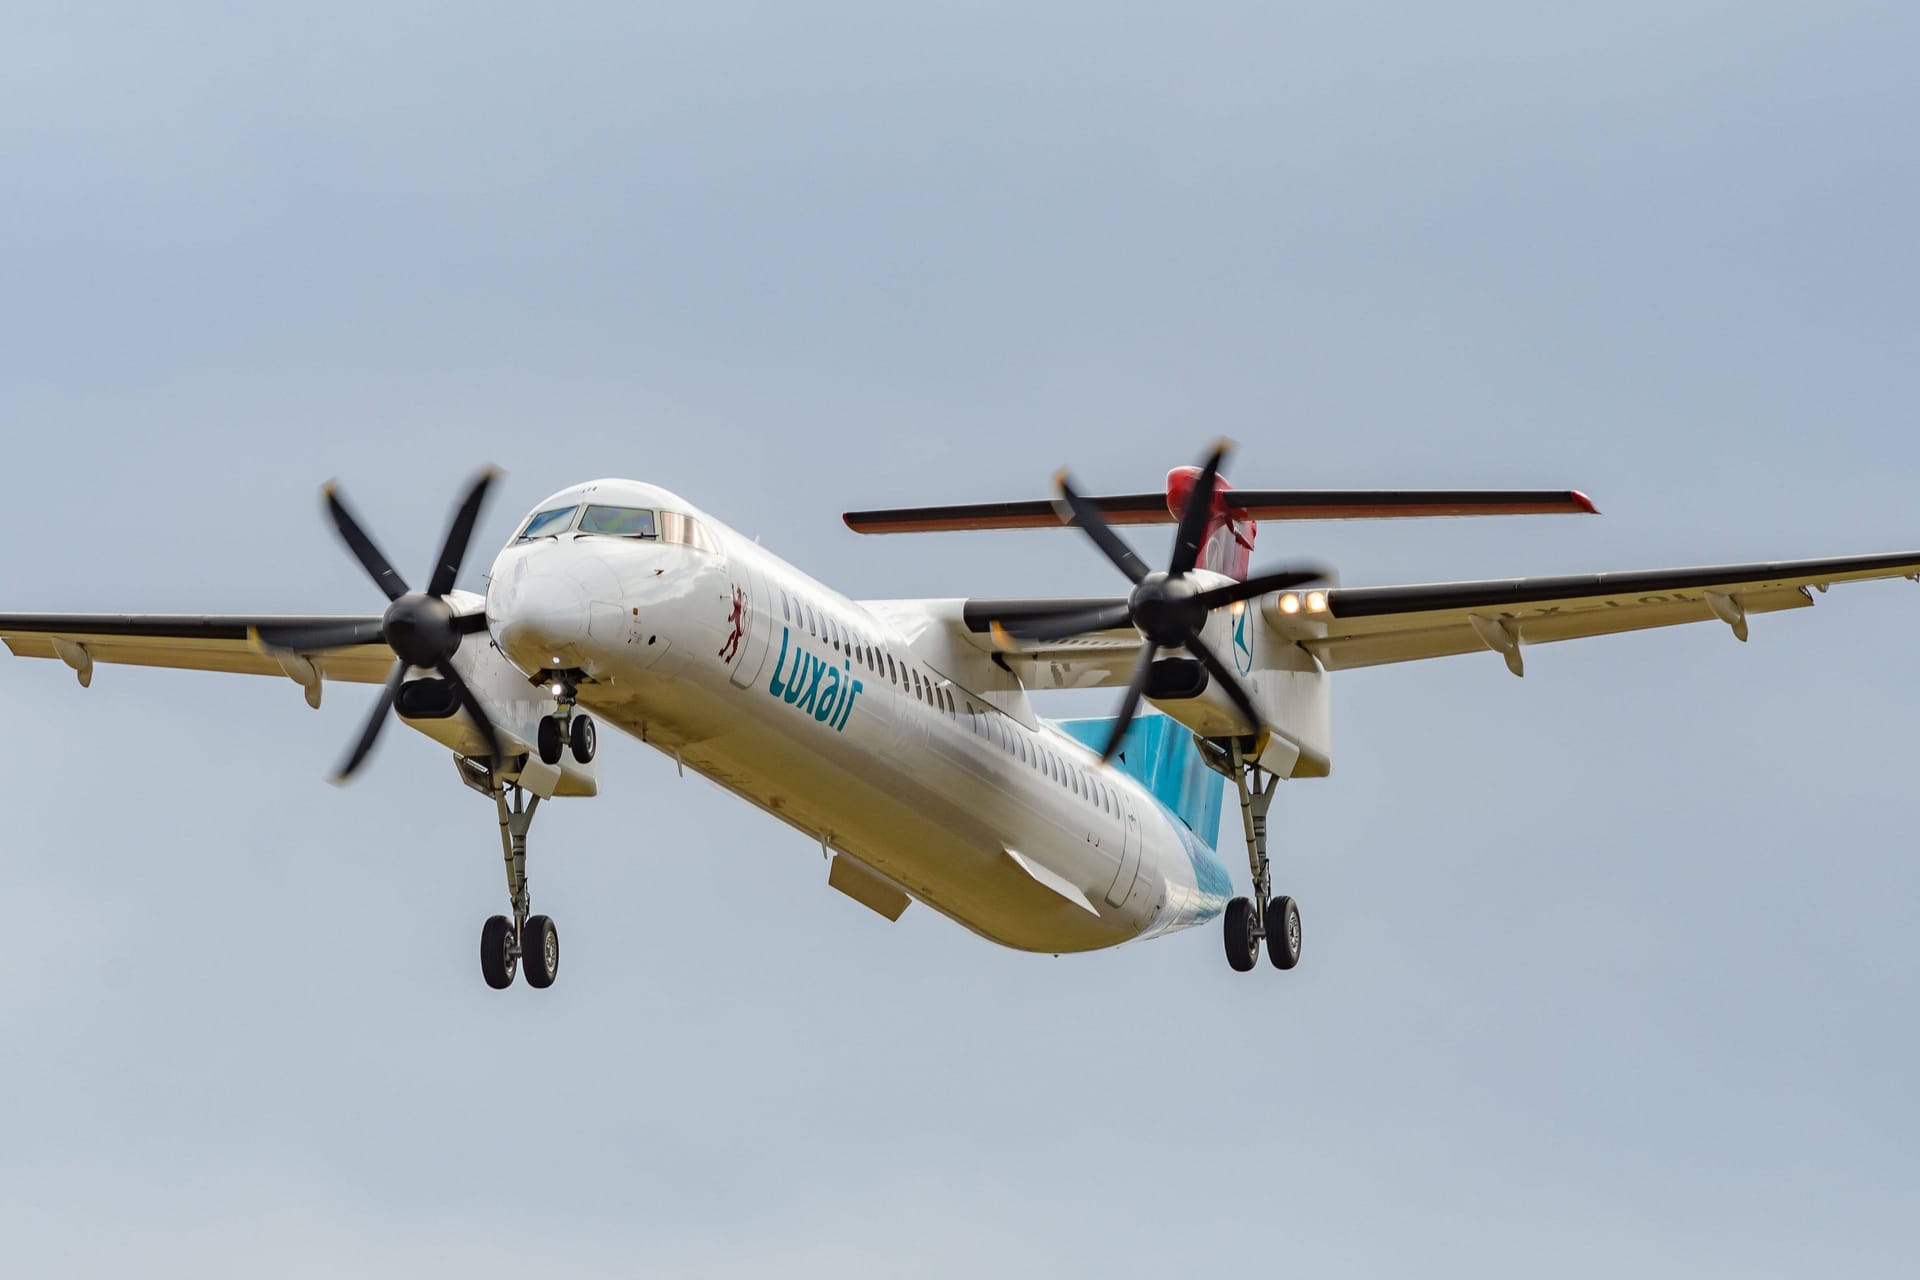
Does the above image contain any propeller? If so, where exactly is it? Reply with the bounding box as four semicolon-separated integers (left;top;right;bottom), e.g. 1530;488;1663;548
995;441;1327;764
296;467;508;783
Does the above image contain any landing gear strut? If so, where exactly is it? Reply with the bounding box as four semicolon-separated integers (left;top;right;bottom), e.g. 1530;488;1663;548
481;778;560;990
1222;738;1302;973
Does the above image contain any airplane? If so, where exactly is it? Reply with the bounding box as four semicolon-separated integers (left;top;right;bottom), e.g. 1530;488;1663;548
6;441;1919;989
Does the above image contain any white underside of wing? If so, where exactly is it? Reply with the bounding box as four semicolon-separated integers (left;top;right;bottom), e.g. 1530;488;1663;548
1;633;396;684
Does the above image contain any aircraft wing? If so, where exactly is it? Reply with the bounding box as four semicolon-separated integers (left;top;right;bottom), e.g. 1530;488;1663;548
1299;548;1920;674
960;547;1920;686
0;614;393;702
956;598;1143;690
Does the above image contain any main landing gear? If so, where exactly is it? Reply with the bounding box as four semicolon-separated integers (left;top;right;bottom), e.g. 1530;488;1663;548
480;778;560;990
1220;739;1302;974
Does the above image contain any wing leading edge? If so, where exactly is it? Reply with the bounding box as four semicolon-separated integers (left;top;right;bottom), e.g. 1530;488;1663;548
0;614;393;697
1295;548;1920;674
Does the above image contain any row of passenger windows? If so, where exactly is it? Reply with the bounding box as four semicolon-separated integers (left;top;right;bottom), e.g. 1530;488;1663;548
515;504;718;553
776;586;1124;820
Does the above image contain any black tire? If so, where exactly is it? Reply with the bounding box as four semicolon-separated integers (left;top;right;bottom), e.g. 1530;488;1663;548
480;914;517;989
1266;895;1302;971
536;715;564;766
522;914;559;989
1223;897;1259;972
570;715;596;765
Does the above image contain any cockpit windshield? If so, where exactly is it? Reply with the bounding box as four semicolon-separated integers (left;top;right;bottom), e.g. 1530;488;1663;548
578;505;657;538
515;506;578;541
512;501;717;552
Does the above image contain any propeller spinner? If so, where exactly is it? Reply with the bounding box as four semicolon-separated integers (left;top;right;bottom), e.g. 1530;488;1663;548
994;442;1327;765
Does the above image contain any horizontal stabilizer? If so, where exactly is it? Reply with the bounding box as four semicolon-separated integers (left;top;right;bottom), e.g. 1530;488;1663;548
845;490;1596;534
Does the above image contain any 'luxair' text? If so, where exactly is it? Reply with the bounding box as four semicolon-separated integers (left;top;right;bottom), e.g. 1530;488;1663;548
767;627;864;731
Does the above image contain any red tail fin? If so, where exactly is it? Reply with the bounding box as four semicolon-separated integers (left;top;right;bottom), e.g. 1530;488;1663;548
1166;466;1254;579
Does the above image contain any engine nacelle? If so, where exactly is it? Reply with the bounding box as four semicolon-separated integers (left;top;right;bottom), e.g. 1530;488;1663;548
1144;601;1332;778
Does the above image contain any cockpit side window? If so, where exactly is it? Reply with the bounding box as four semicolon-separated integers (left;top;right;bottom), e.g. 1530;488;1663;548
659;511;719;554
516;506;579;541
578;505;658;538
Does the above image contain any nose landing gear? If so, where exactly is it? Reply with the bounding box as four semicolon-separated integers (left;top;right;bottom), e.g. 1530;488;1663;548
534;675;597;767
1221;739;1302;974
480;778;561;990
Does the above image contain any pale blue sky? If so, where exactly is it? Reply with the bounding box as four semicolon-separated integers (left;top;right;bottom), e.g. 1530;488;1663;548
3;4;1918;1275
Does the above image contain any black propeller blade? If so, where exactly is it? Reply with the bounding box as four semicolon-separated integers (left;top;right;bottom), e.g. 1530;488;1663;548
334;660;409;784
1052;471;1153;584
1098;642;1162;765
991;600;1135;645
318;467;508;783
1168;441;1230;577
998;441;1329;764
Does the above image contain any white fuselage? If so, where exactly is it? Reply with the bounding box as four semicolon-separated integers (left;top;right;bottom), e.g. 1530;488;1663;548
480;479;1229;953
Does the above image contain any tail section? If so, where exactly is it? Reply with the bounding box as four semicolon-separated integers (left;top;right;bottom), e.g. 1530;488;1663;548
1165;465;1254;580
1060;711;1225;847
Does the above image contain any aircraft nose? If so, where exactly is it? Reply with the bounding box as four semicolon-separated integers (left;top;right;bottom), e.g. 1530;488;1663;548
494;570;592;672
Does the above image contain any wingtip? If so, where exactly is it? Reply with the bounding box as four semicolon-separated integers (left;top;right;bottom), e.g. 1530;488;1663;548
1571;489;1600;514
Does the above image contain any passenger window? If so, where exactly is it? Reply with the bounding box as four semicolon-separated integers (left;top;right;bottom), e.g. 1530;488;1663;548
780;591;791;622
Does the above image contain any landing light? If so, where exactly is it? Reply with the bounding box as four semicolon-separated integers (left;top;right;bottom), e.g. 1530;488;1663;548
1306;590;1328;613
549;682;565;696
1278;593;1302;615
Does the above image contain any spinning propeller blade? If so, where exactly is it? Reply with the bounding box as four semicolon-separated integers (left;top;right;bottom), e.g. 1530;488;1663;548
996;443;1331;760
321;467;508;783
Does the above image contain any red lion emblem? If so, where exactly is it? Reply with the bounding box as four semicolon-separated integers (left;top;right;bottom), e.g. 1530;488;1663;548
718;585;746;662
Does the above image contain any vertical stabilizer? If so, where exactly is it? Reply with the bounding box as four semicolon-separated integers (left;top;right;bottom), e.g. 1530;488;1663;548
1060;711;1225;847
1165;466;1256;580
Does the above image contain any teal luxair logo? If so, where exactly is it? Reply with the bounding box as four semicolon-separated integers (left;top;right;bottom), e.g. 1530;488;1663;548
1232;606;1254;675
767;627;864;731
